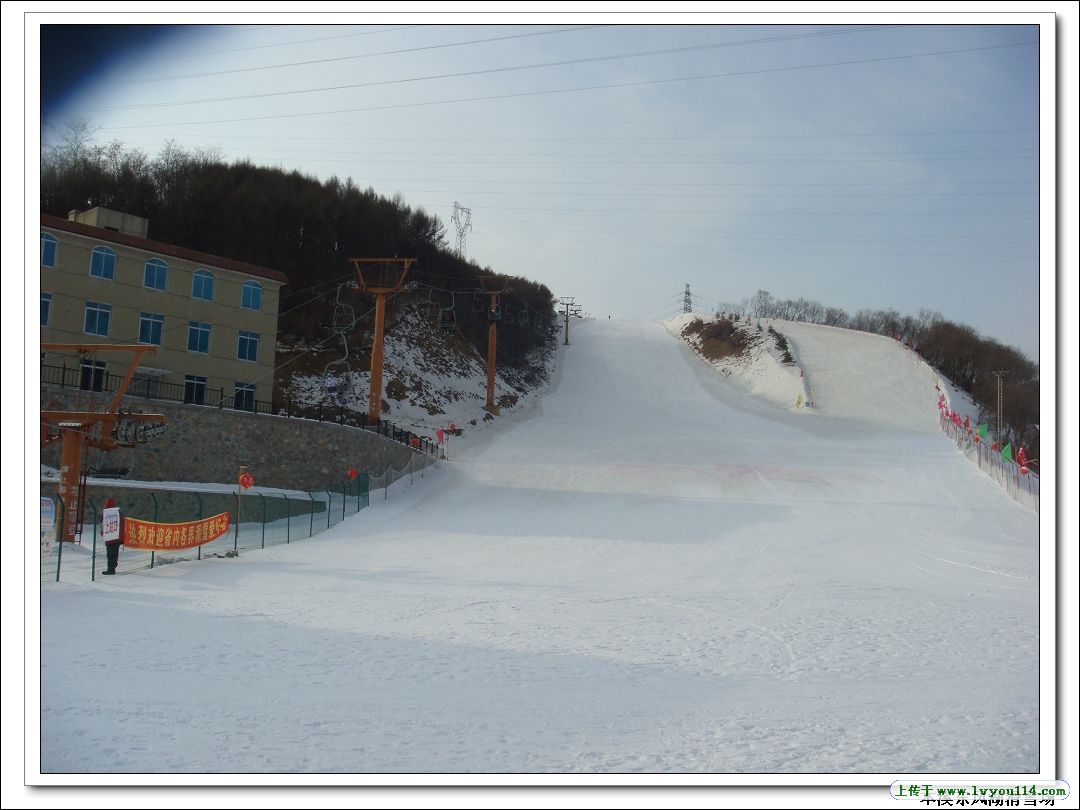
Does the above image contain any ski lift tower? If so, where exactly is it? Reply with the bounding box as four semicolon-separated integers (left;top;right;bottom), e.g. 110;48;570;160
479;275;510;414
350;258;415;425
41;344;167;543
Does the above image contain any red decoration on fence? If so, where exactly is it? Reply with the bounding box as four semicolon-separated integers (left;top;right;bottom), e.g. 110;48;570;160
239;472;254;489
1020;466;1029;476
991;442;1000;451
974;436;981;444
410;436;420;448
347;467;359;480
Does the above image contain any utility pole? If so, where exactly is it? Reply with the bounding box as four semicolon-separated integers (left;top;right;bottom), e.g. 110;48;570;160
559;296;575;346
480;275;510;414
683;283;693;314
350;258;416;425
992;370;1009;442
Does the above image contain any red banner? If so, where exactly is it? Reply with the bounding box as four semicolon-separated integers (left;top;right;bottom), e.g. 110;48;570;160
122;512;230;550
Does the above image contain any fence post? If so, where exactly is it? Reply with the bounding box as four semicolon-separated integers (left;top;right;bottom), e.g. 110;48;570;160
150;492;159;569
284;493;291;544
195;492;203;561
89;500;99;580
90;498;98;583
326;487;332;530
342;479;347;521
308;492;316;538
55;496;64;583
261;493;267;549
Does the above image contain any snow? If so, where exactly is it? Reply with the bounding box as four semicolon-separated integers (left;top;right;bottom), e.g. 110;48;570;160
34;317;1042;784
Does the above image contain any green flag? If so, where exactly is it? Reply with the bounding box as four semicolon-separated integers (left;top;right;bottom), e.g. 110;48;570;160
1001;443;1013;462
977;423;988;438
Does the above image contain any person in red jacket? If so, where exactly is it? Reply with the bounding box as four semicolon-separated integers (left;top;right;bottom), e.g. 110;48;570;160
101;498;122;576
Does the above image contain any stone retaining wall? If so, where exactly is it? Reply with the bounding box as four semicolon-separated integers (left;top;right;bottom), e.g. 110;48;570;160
41;388;431;492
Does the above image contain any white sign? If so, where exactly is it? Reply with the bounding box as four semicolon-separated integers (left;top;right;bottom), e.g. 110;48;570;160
40;498;56;550
102;507;121;543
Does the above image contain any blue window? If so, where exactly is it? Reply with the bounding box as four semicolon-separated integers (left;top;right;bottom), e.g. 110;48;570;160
187;321;211;353
184;375;207;405
84;301;111;336
237;330;260;362
234;383;255;412
41;292;52;326
192;270;215;300
90;246;116;280
241;281;262;311
144;258;168;290
139;312;164;345
41;233;57;267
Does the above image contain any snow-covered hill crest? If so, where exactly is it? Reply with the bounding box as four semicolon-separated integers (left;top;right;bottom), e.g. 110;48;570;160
665;312;810;413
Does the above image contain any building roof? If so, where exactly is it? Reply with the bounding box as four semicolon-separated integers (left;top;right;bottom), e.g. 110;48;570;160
41;214;289;285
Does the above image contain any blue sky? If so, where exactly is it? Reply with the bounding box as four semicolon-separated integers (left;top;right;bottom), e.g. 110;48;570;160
36;13;1051;361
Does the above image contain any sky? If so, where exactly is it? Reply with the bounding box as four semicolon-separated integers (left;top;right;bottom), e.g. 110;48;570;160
27;9;1057;362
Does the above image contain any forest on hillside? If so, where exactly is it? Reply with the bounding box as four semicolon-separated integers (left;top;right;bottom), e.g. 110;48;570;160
731;290;1040;464
40;126;557;370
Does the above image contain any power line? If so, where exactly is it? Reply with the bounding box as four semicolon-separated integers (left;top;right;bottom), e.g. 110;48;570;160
101;127;1038;143
129;25;608;83
96;25;900;111
101;39;1036;129
154;25;428;61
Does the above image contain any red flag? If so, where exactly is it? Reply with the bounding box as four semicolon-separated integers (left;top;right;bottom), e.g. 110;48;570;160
1017;446;1028;466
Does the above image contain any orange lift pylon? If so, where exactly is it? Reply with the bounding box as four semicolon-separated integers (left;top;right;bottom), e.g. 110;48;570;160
41;344;167;543
350;258;416;425
479;276;511;414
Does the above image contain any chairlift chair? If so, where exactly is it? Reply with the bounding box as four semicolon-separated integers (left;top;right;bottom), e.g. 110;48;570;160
438;307;457;334
332;283;355;334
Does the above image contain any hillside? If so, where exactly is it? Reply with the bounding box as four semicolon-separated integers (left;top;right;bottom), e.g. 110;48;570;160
277;302;558;440
41;317;1039;774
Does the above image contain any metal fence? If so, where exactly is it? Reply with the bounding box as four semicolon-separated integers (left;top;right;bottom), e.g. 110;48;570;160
41;362;439;457
939;414;1039;512
40;472;372;583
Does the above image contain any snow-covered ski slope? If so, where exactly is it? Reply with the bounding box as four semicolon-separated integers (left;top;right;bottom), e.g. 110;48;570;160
40;318;1040;777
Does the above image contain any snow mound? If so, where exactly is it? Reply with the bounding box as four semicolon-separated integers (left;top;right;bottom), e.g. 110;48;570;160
665;312;810;412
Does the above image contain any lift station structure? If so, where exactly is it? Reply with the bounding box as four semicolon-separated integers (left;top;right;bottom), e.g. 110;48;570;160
41;344;167;543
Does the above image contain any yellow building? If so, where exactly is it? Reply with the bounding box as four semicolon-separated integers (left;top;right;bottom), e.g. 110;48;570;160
40;208;288;410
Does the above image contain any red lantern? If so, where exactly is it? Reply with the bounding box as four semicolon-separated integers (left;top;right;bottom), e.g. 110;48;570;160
448;422;456;431
347;467;358;480
991;442;999;451
1019;466;1029;476
239;472;254;489
974;436;981;443
410;436;420;448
